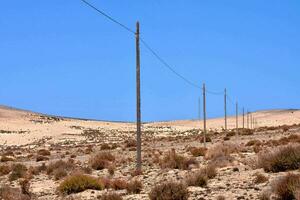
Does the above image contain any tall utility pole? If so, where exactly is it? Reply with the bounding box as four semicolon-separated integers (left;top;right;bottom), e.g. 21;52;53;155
135;21;142;171
236;102;238;135
242;107;245;129
224;88;227;133
203;83;207;148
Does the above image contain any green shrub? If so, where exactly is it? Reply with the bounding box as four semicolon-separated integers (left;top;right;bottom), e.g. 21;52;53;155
58;174;103;194
149;181;189;200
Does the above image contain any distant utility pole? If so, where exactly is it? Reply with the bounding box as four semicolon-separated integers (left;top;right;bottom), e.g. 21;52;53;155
203;83;207;148
135;21;142;171
250;113;253;130
243;107;245;129
247;110;249;129
224;88;227;133
236;102;238;135
198;97;201;121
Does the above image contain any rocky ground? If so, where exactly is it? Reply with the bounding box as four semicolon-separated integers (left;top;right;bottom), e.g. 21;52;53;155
0;106;300;200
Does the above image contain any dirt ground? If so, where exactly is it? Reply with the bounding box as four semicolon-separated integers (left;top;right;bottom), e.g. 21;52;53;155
0;106;300;200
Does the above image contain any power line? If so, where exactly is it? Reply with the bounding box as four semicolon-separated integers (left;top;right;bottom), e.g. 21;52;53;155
206;89;224;96
80;0;135;34
80;0;248;112
140;39;202;89
81;0;202;89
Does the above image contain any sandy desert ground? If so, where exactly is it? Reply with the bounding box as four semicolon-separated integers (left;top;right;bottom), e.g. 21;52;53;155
0;105;300;200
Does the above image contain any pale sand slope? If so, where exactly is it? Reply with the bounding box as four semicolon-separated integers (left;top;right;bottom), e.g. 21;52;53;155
0;105;299;146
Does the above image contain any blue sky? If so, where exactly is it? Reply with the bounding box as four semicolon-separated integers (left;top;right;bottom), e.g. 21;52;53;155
0;1;299;122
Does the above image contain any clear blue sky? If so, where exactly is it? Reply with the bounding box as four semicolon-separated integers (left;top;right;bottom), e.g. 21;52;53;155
1;1;299;122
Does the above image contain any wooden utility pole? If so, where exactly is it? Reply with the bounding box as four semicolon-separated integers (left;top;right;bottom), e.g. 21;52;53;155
242;107;245;129
198;97;201;121
236;102;238;135
135;21;142;171
250;113;253;129
203;83;207;148
247;110;249;129
224;88;227;132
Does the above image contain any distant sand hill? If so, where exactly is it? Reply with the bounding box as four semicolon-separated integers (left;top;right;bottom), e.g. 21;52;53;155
0;105;299;146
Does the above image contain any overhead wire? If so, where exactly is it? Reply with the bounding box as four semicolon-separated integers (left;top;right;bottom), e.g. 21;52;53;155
80;0;249;115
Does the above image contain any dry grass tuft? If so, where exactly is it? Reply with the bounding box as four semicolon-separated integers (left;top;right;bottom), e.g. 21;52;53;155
90;152;115;170
127;179;143;194
9;163;27;181
100;192;123;200
160;149;197;170
0;164;11;176
186;164;216;187
253;172;268;184
189;147;207;157
205;142;238;168
272;173;300;200
110;179;127;190
0;185;30;200
47;159;75;180
37;149;51;156
0;155;14;162
257;145;300;172
58;173;103;194
149;181;189;200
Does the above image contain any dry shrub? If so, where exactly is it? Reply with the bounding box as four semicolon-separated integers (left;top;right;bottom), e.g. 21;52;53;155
272;173;300;200
37;149;50;156
160;149;197;170
101;143;112;150
100;192;123;200
253;173;268;184
36;155;49;162
189;147;207;157
259;190;271;200
0;155;14;162
47;159;75;180
246;140;262;146
110;179;127;190
0;165;11;176
125;139;136;148
130;169;143;177
90;152;115;170
108;164;115;176
216;196;226;200
58;173;103;194
19;178;31;196
238;128;253;135
127;179;142;194
205;142;238;167
198;135;212;143
9;163;27;181
205;142;239;160
186;164;216;187
149;181;189;200
0;185;30;200
257;145;300;172
54;167;67;180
